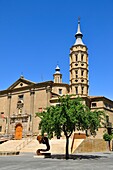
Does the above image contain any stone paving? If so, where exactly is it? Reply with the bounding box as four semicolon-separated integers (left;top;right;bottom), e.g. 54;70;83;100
0;152;113;170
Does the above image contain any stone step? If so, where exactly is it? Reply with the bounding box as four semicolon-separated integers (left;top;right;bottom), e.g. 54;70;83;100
0;137;72;154
0;151;20;155
21;138;72;154
0;139;31;151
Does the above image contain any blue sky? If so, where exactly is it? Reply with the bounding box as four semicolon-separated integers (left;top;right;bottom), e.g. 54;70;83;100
0;0;113;100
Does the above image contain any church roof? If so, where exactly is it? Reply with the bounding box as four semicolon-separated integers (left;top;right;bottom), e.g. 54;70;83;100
7;76;36;90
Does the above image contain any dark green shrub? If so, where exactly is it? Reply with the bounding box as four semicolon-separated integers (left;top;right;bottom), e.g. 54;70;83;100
103;133;113;141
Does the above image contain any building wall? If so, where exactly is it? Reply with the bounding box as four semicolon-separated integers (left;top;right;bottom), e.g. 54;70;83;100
52;85;69;96
0;83;53;137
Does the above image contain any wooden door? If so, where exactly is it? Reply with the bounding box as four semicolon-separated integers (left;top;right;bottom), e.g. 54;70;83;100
15;124;23;140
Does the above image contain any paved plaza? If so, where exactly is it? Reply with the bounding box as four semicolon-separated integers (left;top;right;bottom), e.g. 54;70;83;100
0;152;113;170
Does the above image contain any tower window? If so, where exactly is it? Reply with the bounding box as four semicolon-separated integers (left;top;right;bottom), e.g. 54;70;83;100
92;102;97;107
81;70;84;76
81;87;84;94
75;87;78;94
58;77;60;83
75;70;78;78
0;126;2;132
59;89;62;95
75;54;78;61
81;54;84;61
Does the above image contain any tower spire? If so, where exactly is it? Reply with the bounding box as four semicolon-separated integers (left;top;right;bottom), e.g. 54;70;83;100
70;19;88;96
53;65;62;83
74;18;84;45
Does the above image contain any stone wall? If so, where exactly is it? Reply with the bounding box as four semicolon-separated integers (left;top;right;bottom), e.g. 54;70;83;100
73;139;109;153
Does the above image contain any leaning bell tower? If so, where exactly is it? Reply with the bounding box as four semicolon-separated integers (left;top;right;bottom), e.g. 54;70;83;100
70;19;89;96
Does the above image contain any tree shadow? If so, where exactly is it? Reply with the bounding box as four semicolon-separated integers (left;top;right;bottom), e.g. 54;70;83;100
51;154;107;160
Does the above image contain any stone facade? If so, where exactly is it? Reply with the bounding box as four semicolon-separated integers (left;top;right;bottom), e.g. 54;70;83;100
0;78;69;138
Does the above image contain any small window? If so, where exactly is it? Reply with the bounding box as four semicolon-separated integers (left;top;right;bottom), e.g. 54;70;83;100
75;79;78;82
18;95;24;100
57;77;60;83
75;87;78;94
81;54;84;61
106;115;109;123
75;64;78;66
75;70;78;74
92;103;97;107
59;89;62;95
0;112;4;119
81;70;84;76
0;126;2;132
81;87;84;94
75;54;78;61
75;70;78;78
20;83;23;86
38;108;43;112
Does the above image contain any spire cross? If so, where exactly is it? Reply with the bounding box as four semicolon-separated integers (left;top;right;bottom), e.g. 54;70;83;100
20;72;24;78
78;17;80;23
57;61;59;65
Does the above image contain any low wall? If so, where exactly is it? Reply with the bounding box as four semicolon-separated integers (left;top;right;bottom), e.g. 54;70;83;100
73;138;109;153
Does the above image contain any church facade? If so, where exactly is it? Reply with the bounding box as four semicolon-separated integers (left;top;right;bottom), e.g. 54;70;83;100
0;20;113;139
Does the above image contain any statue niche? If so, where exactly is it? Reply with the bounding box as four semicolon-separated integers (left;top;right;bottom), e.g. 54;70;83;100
17;100;24;109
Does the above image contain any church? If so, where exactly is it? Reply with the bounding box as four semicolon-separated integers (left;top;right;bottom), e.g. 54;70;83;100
0;20;113;140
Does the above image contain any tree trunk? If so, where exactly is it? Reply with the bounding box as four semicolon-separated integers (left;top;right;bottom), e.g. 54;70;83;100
65;136;69;160
108;140;111;151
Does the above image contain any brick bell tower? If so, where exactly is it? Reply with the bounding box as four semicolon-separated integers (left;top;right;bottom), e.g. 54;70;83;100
70;19;89;96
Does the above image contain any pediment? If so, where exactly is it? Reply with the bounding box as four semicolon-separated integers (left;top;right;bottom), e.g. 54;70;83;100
7;77;36;90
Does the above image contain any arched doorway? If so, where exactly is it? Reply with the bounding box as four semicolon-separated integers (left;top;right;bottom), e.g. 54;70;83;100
15;123;23;140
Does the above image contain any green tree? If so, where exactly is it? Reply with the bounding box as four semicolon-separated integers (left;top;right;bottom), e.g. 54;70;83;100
36;95;105;159
103;133;113;150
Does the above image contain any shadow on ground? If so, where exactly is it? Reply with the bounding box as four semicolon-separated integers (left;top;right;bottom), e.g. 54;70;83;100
51;154;107;160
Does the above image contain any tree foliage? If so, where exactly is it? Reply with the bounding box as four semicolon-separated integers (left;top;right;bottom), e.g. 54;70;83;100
36;95;105;159
103;133;113;141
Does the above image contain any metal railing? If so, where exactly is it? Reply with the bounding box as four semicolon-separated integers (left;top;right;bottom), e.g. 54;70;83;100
16;136;34;151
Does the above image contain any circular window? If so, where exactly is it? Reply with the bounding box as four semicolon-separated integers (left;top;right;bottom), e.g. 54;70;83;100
20;83;23;86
